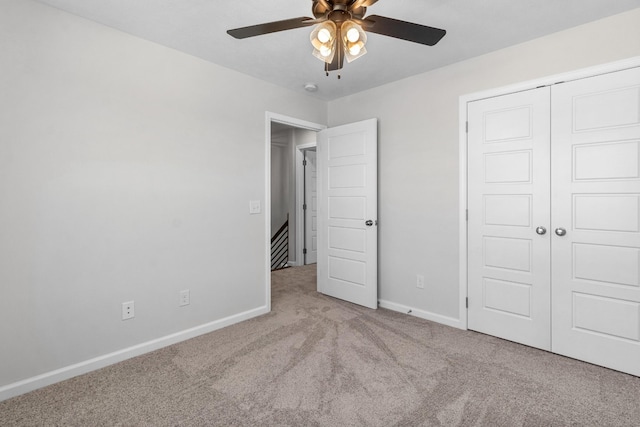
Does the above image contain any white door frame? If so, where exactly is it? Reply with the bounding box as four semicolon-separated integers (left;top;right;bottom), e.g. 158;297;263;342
265;112;325;311
295;143;317;266
458;56;640;330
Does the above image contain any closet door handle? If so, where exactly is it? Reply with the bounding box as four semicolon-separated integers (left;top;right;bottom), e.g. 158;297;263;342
555;227;567;236
536;226;547;235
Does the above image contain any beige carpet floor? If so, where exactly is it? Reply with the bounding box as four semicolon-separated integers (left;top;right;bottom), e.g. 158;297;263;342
2;264;640;426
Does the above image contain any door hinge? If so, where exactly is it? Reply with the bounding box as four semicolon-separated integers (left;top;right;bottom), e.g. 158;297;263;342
303;204;307;210
465;121;468;133
303;160;307;166
466;297;469;309
303;248;307;254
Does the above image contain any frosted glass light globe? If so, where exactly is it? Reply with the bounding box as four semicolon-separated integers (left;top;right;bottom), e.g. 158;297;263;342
320;45;332;57
346;27;360;43
349;44;361;55
317;28;331;43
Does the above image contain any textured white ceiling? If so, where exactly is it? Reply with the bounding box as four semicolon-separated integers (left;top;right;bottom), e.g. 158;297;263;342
35;0;640;100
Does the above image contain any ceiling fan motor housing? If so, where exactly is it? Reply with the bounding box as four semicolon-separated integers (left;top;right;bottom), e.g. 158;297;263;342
313;0;367;21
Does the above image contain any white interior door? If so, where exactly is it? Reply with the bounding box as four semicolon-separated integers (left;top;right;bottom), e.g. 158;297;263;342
467;87;552;350
304;150;318;264
551;67;640;376
317;118;378;309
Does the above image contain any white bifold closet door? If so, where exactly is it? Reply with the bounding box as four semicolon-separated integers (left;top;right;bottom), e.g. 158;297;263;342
467;87;552;351
468;66;640;376
551;67;640;377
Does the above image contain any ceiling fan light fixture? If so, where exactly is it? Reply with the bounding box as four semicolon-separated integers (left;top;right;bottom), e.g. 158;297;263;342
310;20;337;64
345;43;366;62
312;44;336;63
317;28;332;43
320;45;333;57
342;21;367;63
348;41;365;56
347;28;359;42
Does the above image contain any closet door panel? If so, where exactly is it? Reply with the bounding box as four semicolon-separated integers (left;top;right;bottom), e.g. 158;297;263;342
468;87;551;350
551;66;640;376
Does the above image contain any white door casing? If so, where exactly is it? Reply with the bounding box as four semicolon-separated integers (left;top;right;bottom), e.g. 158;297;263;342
317;118;378;309
467;87;552;350
304;150;318;264
551;67;640;376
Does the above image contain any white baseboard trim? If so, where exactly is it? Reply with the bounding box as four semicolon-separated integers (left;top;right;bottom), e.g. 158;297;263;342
378;299;464;330
0;305;269;402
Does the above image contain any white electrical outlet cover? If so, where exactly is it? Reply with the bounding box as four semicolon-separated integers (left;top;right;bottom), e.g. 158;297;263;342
122;301;135;320
179;290;190;307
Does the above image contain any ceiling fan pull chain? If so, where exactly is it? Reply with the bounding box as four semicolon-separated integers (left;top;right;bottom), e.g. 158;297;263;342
339;26;342;79
338;48;341;79
337;39;342;79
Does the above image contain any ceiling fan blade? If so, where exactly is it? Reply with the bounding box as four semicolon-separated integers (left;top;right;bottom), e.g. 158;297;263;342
364;15;446;46
227;17;315;39
350;0;379;10
316;0;332;11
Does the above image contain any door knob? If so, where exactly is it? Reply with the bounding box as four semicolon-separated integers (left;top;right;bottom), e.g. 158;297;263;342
365;220;374;227
535;226;547;235
555;227;567;236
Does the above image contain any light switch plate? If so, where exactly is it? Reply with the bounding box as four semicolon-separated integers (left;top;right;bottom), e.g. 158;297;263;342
249;200;261;214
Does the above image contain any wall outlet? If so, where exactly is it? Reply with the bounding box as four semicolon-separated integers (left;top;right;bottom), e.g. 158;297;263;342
179;289;190;307
416;275;425;289
122;301;135;320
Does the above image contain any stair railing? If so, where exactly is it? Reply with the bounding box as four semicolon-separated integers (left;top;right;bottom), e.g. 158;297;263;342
271;214;289;271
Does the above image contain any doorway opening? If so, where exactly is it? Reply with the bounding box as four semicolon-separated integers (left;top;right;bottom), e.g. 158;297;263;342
265;113;325;310
266;114;379;311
